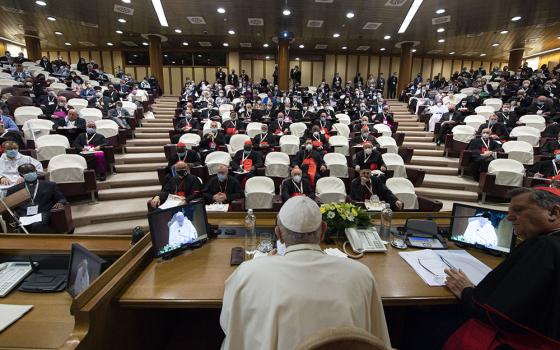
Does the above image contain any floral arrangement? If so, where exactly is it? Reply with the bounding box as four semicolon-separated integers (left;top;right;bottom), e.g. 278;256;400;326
320;203;370;240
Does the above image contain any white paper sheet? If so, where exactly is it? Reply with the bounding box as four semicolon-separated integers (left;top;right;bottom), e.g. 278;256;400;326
205;203;229;212
0;304;33;332
19;214;42;226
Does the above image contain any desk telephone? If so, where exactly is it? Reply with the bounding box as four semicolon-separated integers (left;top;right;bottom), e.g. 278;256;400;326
345;227;387;253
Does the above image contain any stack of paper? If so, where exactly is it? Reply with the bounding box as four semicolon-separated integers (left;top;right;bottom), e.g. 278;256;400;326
206;203;229;212
324;248;348;258
399;249;492;286
0;304;33;332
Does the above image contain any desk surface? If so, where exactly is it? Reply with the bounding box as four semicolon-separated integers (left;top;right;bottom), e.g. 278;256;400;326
118;237;503;308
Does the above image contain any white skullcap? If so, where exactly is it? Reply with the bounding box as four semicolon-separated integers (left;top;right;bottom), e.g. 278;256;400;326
277;196;322;233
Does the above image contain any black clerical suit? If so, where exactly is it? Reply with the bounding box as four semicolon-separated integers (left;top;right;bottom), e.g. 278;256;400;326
175;116;202;133
388;75;398;99
437;110;468;143
467;137;502;180
350;175;398;207
351;134;377;147
167;150;201;168
353;150;384;171
291;149;325;187
37;95;58;115
73;132;107;151
539;139;560;157
496;111;519;132
281;177;315;202
252;132;277;151
530;159;560;179
477;122;508;140
231;150;263;184
158;174;202;205
199;132;226;153
6;180;66;233
202;175;243;204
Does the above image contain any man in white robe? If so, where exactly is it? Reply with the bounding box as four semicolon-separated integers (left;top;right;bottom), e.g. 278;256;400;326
220;196;391;350
168;212;197;246
462;215;498;247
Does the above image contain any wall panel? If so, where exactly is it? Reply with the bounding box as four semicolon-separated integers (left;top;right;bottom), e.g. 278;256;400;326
136;67;147;81
124;66;135;80
421;58;432;79
101;51;113;73
170;67;182;96
324;55;335;84
182;67;194;81
482;61;492;73
253;60;264;83
390;56;400;77
48;51;57;60
112;51;123;71
42;51;49;59
312;61;324;86
228;51;240;75
335;55;347;82
369;56;380;78
241;60;252;81
463;60;473;70
346;55;358;83
432;58;443;77
411;57;422;78
206;67;217;82
300;61;312;87
442;59;453;79
79;51;90;61
451;59;462;75
358;55;368;79
265;60;275;84
90;51;101;66
193;67;205;83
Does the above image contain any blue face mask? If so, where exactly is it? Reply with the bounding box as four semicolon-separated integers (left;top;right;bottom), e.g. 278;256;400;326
556;155;560;161
6;149;18;158
86;128;95;134
217;174;227;182
23;172;37;183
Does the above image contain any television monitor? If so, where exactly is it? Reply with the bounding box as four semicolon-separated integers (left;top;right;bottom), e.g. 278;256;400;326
66;243;107;297
148;201;209;258
449;203;516;254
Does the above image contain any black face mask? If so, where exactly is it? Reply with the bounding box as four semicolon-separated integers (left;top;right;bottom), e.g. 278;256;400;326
176;170;188;177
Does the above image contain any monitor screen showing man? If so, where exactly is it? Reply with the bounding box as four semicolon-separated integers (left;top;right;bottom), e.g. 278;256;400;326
67;243;106;297
450;204;515;253
148;201;208;258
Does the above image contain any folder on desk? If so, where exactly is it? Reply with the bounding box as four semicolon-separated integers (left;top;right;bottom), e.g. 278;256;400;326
0;304;33;332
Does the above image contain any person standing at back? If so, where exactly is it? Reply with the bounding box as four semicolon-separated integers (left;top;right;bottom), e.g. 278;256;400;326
220;196;391;350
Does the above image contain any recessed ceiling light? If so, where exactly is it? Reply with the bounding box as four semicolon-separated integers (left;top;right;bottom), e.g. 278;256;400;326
412;49;417;52
122;0;131;3
223;43;229;47
64;42;71;46
500;30;509;34
217;7;226;14
436;9;445;14
380;47;386;51
295;57;300;60
164;54;168;57
35;1;47;6
492;43;500;47
54;31;63;35
228;30;235;35
399;0;424;34
346;12;354;18
333;33;340;38
265;56;270;59
107;42;114;46
438;39;445;43
511;16;521;21
558;36;560;39
298;44;304;48
283;9;291;16
152;0;169;27
115;30;123;34
383;35;391;40
197;54;202;57
341;46;347;50
142;42;149;46
118;18;127;23
263;43;269;47
47;16;56;21
182;42;188;46
449;51;455;54
480;53;486;56
437;28;445;33
174;28;182;33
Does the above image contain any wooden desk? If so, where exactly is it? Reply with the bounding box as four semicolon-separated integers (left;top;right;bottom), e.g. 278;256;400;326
118;237;503;309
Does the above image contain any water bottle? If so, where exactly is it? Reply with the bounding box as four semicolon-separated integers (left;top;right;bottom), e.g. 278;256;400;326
380;203;393;240
244;209;257;257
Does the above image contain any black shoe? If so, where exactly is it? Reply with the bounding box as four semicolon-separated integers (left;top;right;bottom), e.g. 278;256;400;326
99;174;106;181
436;140;442;146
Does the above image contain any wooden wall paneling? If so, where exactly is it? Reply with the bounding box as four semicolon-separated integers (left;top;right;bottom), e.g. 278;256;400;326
253;60;264;83
300;61;312;87
358;55;369;79
170;67;182;96
90;51;101;66
112;51;123;71
147;67;152;77
136;67;147;81
463;60;473;70
421;58;432;80
346;55;358;83
432;58;443;77
228;51;240;75
335;55;347;82
69;51;79;65
312;61;324;86
241;60;252;81
101;51;113;73
442;59;453;79
451;59;462;75
411;57;422;78
124;66;135;80
324;54;335;83
370;55;380;79
193;67;205;83
482;60;492;73
265;60;275;83
206;67;217;82
379;56;391;94
79;51;90;61
390;56;400;77
48;51;57;60
42;51;49;59
58;51;69;64
181;67;190;81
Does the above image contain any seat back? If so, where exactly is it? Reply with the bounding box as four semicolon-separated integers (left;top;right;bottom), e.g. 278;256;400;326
329;135;349;156
316;177;346;203
0;72;12;79
264;152;290;177
510;126;541;146
244;176;275;210
95;119;119;138
449;93;467;105
219;104;234;115
50;82;68;92
332;123;350;138
452;125;476;144
484;98;503;111
307;86;317;94
460;87;475;96
501;140;534;165
67;98;88;112
121;101;137;116
246;122;264;138
386;177;418;209
48;154;87;183
279;135;300;155
463;115;487;130
35;134;70;161
373;124;392;136
488;159;525;187
376;136;398;154
204;151;232;175
178;133;202;147
227;134;251;156
335;113;351;125
79;108;103;122
0;79;17;88
290;122;307;138
382;153;407;178
22;119;54;141
519;114;546;132
295;325;390;350
14;106;43;125
324;153;348;178
202;121;222;135
474;106;494;118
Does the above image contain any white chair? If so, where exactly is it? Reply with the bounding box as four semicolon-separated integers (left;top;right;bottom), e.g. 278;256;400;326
448;93;467;105
0;79;17;89
224;85;234;92
227;134;251;156
67;98;88;112
329;135;350;156
488;82;500;90
289;122;307;138
373;124;392;137
519;114;546;132
377;136;398;154
510;126;541;146
219;104;234;115
324;153;348;178
95;119;119;139
48;154;87;184
246;122;263;139
257;93;268;100
335;114;351;125
452;125;476;144
79;108;103;122
501;140;534;165
220;111;231;123
386;178;419;210
35;134;70;161
484;98;503;111
460;87;475;96
202;121;222;135
121;101;137;116
316;177;347;203
204;151;232;176
105;73;115;80
307;86;317;94
487;159;525;187
279;135;300;156
178;133;201;147
382;153;407;178
22;119;53;142
0;72;12;79
14;106;42;126
332;123;350;138
88;80;100;87
264;152;290;177
464;115;487;130
32;70;50;78
244;177;275;210
110;77;121;85
231;98;241;105
474;106;494;118
50;82;68;93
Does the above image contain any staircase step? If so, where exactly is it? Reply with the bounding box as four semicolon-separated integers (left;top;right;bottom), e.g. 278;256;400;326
98;185;161;200
398;126;425;131
406;164;458;175
125;145;165;153
410;156;459;167
414;149;444;156
403;136;433;142
135;132;169;139
96;171;160;190
135;127;172;133
415;187;479;202
422;174;479;192
127;138;169;146
401;130;432;137
115;153;167;164
74;218;149;235
115;162;167;173
402;141;438;149
71;197;150;226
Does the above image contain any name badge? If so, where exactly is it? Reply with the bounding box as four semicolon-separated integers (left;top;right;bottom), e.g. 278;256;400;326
27;205;38;216
48;101;55;105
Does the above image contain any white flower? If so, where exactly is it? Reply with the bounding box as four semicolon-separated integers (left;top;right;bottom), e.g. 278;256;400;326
347;215;354;222
327;211;335;219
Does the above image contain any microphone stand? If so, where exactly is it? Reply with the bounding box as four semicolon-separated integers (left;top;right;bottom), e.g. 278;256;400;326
0;196;29;234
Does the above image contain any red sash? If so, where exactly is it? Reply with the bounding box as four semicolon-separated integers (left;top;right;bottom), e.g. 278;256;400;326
312;140;323;148
481;147;487;153
177;191;186;197
291;192;304;197
321;127;331;140
370;163;378;170
303;157;317;187
226;127;238;136
241;158;253;172
209;141;216;149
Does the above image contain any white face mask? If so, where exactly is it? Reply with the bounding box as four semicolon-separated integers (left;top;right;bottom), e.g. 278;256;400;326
364;148;373;155
293;175;302;183
305;144;312;151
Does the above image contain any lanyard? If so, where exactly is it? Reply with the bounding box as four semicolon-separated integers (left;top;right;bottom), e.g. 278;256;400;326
87;133;97;144
364;182;373;195
25;182;39;205
241;152;250;163
553;161;559;176
218;179;228;193
292;180;302;194
364;153;371;163
481;138;490;150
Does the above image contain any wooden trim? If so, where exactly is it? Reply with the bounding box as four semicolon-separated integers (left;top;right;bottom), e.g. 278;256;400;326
310;61;314;86
322;54;326;82
168;67;172;95
367;54;371;78
180;67;184;87
344;54;348;82
377;55;381;79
